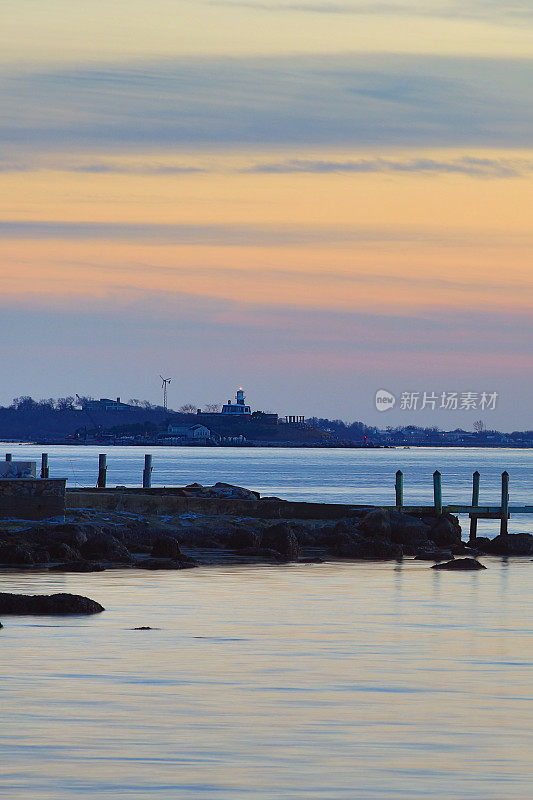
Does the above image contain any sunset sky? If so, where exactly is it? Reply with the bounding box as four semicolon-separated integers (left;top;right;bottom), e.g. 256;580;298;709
1;1;532;427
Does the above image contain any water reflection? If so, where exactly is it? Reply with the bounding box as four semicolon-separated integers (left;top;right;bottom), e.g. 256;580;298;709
1;561;532;798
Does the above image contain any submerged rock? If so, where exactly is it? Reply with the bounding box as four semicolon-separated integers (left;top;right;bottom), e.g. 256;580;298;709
131;626;158;630
432;558;486;571
0;592;104;615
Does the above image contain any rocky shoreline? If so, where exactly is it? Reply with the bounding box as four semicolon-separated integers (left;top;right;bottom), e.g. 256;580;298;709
1;500;532;573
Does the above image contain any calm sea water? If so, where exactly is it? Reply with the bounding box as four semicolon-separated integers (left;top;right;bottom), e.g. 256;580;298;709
1;562;533;800
1;446;532;798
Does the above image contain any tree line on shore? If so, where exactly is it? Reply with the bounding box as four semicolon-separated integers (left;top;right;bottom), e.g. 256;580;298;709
5;396;222;414
0;397;531;444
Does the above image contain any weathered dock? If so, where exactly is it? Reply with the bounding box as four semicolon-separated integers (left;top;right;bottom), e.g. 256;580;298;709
394;469;532;541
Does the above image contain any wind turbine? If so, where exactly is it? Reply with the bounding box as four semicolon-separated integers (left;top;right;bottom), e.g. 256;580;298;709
160;376;172;411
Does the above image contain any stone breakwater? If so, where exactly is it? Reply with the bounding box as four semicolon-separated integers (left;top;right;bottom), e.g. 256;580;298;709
1;484;532;571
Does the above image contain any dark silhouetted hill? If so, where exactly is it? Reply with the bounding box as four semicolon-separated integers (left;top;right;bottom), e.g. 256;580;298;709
0;397;169;442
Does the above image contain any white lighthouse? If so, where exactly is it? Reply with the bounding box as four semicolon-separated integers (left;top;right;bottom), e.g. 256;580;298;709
221;388;251;416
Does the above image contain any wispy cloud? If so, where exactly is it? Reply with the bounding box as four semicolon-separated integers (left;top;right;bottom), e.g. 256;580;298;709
0;161;204;174
245;156;532;177
1;55;532;152
70;162;205;174
0;219;525;247
2;289;531;358
205;0;533;23
10;253;532;296
1;155;529;179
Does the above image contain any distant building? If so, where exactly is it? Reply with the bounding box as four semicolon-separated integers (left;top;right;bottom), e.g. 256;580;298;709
251;411;279;425
221;434;247;444
85;397;133;412
167;423;211;439
445;430;473;443
195;388;279;423
221;388;251;416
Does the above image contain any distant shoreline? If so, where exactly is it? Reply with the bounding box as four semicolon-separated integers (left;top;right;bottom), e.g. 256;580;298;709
2;441;532;450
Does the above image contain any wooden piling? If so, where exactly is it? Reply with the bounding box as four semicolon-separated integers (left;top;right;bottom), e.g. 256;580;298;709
40;453;49;480
395;470;403;508
97;454;107;489
469;470;480;541
500;471;509;536
433;470;442;516
143;454;153;489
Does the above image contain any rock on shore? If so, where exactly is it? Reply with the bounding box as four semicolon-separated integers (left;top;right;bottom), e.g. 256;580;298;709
2;484;530;569
432;558;486;571
473;533;533;556
0;592;104;614
0;504;465;567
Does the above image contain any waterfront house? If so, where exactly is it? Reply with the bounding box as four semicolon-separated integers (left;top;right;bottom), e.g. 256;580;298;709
85;397;133;412
167;423;211;440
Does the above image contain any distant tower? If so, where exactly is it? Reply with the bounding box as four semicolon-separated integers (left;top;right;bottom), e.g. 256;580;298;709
160;376;171;411
221;387;251;416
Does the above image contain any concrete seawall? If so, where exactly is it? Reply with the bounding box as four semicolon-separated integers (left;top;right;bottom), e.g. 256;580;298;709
1;479;66;519
67;488;371;520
